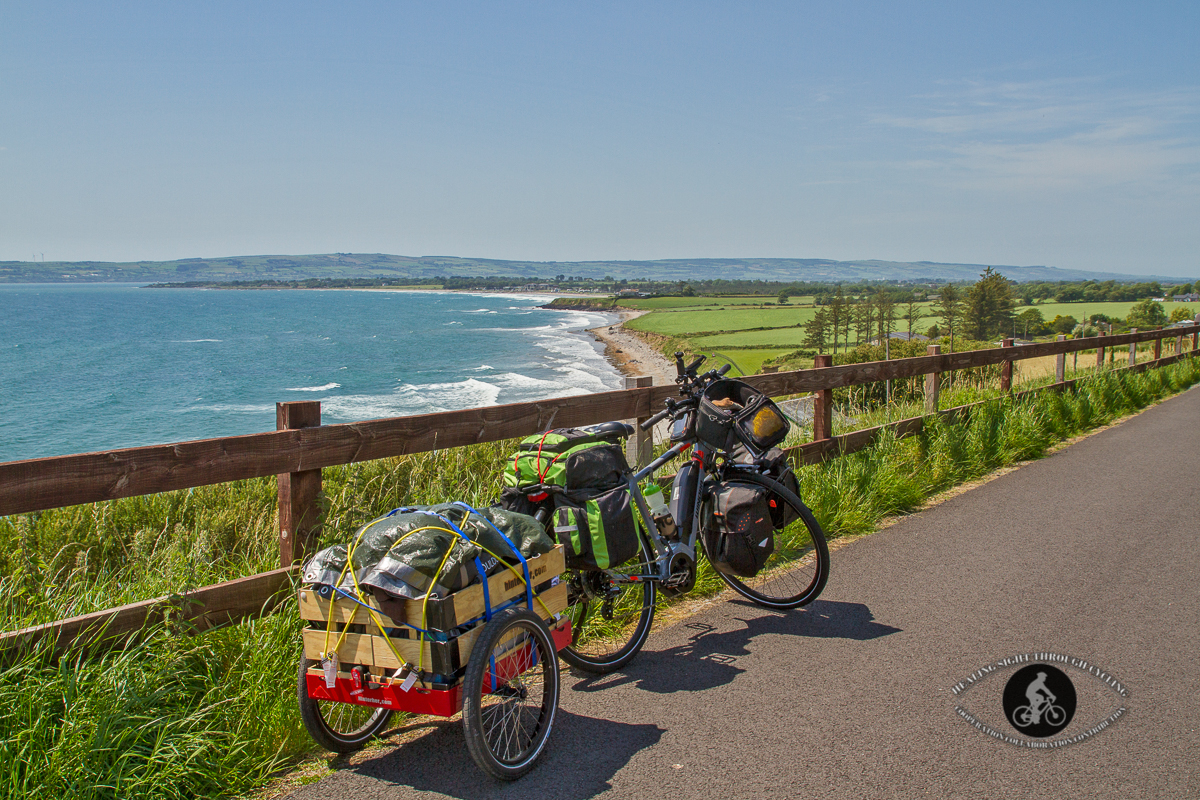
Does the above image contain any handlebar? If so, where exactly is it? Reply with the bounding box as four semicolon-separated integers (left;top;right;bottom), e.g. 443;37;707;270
640;407;671;431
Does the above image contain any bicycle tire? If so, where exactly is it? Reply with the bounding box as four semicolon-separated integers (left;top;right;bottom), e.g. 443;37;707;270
462;608;560;781
705;471;830;609
557;526;657;674
296;657;393;753
1044;704;1066;726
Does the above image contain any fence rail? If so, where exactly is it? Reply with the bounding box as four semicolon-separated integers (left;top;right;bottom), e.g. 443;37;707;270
3;323;1197;655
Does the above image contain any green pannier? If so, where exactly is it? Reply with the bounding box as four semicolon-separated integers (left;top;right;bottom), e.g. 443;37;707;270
551;485;641;570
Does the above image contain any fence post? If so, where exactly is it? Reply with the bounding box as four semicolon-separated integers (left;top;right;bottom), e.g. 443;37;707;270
1055;335;1066;383
1097;332;1106;367
1193;325;1198;351
1000;338;1014;392
1154;327;1162;360
925;344;941;413
1129;328;1138;366
277;401;322;568
813;354;833;442
624;375;654;468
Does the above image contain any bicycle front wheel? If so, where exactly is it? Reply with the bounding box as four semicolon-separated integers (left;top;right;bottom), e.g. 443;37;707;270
557;531;657;674
706;471;830;609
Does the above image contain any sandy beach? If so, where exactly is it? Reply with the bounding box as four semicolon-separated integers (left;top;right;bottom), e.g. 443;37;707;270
588;310;678;387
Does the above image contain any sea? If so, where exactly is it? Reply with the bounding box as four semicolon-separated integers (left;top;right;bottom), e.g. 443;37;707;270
0;284;623;463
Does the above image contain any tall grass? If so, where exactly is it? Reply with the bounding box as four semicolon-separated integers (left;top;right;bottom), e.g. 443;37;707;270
1;357;1197;799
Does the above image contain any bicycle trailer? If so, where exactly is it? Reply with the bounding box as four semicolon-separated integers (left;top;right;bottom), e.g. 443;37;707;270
297;503;572;781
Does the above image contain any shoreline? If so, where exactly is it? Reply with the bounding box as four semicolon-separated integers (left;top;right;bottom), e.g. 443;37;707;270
587;310;678;386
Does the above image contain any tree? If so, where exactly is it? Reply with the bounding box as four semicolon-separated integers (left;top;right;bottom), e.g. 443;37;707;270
853;298;874;347
1016;308;1045;338
803;307;830;352
1126;298;1167;329
903;298;925;337
1169;306;1196;324
1049;315;1078;335
778;289;790;304
933;284;962;351
827;288;848;353
963;267;1016;341
874;288;896;345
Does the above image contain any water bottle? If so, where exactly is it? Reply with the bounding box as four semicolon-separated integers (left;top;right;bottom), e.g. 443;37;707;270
643;483;678;540
643;483;669;517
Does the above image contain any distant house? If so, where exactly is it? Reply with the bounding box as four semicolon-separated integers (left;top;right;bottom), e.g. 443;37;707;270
1172;292;1199;302
869;331;928;345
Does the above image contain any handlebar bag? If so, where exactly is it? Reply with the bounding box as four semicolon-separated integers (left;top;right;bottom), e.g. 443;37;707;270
551;485;640;570
696;380;789;455
702;481;775;577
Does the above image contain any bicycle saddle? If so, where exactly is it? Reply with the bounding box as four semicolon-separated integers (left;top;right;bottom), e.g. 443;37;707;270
581;421;634;440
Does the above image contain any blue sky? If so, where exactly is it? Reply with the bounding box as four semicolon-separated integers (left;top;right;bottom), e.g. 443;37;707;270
1;1;1197;275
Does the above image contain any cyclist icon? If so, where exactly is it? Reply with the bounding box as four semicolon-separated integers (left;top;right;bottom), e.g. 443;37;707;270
1011;671;1067;728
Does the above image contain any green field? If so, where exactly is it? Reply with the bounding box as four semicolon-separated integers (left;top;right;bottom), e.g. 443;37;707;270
626;306;814;335
1017;300;1196;322
702;348;801;376
693;327;813;348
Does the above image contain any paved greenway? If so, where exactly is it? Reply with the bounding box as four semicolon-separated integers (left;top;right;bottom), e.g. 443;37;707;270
286;385;1200;800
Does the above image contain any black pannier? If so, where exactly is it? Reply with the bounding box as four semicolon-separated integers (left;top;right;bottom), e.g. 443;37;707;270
702;481;775;577
695;379;789;455
730;444;801;528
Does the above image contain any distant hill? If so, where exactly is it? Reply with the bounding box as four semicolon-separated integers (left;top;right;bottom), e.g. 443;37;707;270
0;253;1191;284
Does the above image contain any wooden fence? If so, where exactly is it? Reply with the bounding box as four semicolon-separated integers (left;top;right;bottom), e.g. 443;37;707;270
3;324;1197;655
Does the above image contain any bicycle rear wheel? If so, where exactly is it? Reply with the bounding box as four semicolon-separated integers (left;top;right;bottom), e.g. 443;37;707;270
557;530;657;674
706;471;829;609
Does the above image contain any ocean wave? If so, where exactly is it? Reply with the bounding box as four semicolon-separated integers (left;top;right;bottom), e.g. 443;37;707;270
320;378;503;420
180;403;276;414
284;382;341;392
171;339;222;343
471;365;495;371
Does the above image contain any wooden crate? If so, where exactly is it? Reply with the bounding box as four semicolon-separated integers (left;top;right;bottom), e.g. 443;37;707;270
300;546;569;675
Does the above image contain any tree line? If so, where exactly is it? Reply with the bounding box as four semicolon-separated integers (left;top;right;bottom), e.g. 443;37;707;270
801;267;1017;353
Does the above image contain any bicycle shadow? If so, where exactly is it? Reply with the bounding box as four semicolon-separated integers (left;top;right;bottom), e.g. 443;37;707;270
570;599;901;695
323;710;663;800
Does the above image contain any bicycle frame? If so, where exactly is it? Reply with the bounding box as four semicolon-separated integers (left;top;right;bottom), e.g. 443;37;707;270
625;441;698;582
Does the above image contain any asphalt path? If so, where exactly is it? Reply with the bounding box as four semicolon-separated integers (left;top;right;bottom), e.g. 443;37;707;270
286;385;1200;800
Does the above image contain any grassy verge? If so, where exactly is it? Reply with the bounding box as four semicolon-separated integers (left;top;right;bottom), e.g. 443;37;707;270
2;357;1197;798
